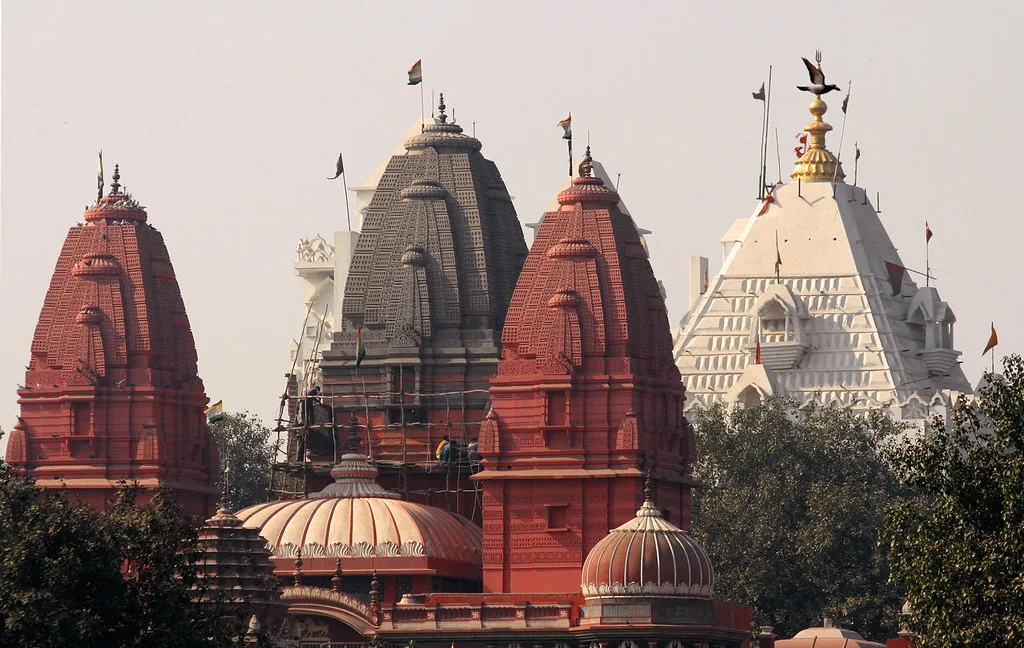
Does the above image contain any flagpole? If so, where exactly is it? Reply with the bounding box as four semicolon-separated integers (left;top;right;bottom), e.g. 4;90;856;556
341;169;353;231
757;81;767;199
420;83;425;133
763;65;773;197
774;127;782;183
833;80;851;184
925;226;930;287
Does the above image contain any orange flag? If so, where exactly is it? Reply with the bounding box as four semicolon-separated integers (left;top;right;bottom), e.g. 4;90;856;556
983;323;998;355
755;337;762;365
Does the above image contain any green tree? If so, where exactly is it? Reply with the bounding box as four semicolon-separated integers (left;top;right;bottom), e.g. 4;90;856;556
690;399;906;640
209;411;276;511
0;462;247;647
884;354;1024;647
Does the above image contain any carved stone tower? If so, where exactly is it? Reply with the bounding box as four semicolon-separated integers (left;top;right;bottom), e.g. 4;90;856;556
476;148;696;593
315;96;529;519
6;165;219;516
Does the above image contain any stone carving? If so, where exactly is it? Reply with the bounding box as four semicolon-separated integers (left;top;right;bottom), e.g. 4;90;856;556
295;616;329;639
296;234;335;263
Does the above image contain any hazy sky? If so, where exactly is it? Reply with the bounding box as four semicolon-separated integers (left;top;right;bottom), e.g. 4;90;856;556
3;1;1021;448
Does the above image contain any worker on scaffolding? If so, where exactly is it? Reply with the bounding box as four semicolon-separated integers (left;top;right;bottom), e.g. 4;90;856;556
303;385;334;425
435;434;451;463
467;437;479;462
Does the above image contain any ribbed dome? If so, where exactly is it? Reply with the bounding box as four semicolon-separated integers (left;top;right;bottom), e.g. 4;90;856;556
236;495;481;566
235;432;482;575
581;495;714;598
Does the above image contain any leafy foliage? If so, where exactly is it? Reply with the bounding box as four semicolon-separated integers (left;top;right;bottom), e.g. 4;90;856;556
0;462;244;647
690;399;907;640
885;354;1024;647
209;411;276;511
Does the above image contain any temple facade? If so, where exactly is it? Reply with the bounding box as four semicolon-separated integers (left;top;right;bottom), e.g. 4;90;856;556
5;166;219;516
673;76;972;428
234;151;750;648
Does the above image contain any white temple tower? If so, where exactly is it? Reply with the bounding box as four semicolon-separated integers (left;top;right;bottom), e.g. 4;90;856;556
673;65;972;428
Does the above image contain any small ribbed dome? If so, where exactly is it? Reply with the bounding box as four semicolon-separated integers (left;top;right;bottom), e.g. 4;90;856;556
546;237;597;259
400;244;428;267
581;490;714;599
72;252;120;276
235;426;481;574
547;289;580;309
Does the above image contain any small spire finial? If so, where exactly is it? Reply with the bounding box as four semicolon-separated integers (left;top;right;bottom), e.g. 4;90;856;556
437;93;447;124
347;412;361;454
293;549;304;587
643;470;654;502
110;164;122;196
331;558;344;592
578;145;594;178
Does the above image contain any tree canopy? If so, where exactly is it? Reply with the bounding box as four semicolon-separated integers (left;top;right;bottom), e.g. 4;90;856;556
885;354;1024;647
209;410;276;511
0;459;248;647
690;399;907;640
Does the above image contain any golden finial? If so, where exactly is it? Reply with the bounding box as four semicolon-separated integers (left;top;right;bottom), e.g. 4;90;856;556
792;54;846;183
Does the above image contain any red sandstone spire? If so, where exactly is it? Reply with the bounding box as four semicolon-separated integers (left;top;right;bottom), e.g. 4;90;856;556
476;147;697;593
5;165;219;516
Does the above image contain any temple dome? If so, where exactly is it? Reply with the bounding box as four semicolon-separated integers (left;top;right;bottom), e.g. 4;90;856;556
581;492;714;599
236;438;482;577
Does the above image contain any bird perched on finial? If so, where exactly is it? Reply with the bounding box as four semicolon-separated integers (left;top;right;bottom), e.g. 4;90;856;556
797;50;840;96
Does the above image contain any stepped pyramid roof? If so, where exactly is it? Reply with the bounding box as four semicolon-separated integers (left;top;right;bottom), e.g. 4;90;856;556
673;73;972;424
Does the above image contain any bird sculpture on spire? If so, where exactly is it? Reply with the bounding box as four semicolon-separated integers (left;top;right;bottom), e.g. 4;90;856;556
797;50;840;96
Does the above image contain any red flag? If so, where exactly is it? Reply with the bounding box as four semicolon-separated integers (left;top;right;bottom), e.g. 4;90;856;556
983;323;998;355
925;222;933;243
702;268;709;293
753;83;766;101
885;261;906;297
755;337;761;365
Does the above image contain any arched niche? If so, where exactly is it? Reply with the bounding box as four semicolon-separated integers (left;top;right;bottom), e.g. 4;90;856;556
726;364;775;409
746;283;809;369
906;287;961;376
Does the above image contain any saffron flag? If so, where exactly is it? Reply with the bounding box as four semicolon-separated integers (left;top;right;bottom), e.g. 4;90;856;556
407;59;423;85
885;261;906;296
841;89;850;114
327;152;344;180
926;221;933;243
205;400;225;424
753;83;765;101
97;151;104;200
702;268;709;293
755;337;762;365
983;323;999;355
355;324;367;367
557;113;572;140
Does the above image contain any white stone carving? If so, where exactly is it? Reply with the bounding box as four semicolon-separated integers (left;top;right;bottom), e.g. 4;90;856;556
296;234;335;263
